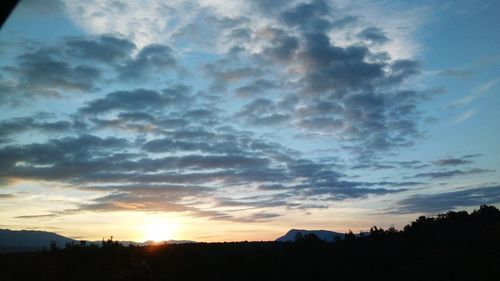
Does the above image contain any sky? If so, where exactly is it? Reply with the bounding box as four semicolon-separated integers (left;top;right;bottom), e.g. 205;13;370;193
0;0;499;242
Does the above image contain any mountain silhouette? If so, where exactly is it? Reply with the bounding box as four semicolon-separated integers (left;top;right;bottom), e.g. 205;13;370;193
276;229;344;242
0;229;75;252
0;229;196;252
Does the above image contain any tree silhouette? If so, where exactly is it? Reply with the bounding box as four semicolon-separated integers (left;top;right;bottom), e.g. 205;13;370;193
0;205;499;281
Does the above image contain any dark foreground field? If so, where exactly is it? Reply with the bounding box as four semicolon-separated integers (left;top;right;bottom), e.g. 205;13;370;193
1;205;499;281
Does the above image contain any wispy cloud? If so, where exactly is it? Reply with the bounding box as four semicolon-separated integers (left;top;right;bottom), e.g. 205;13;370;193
452;108;477;124
391;184;500;214
448;77;500;108
412;168;493;179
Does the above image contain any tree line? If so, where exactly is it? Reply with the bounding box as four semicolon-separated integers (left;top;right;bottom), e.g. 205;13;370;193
0;205;499;281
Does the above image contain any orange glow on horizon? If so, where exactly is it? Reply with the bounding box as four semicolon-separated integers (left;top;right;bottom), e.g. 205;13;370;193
142;218;177;242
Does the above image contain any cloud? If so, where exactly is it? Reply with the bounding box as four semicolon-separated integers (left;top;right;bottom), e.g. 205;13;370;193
0;0;455;224
236;99;290;126
280;0;330;29
118;44;177;81
65;35;136;63
434;158;473;166
448;77;500;108
217;3;424;157
0;117;72;143
203;57;263;92
2;47;102;97
46;0;429;159
392;185;500;214
12;0;66;15
250;0;291;15
0;36;179;106
80;86;190;115
63;0;198;47
357;27;389;44
0;134;129;181
412;168;493;179
14;213;60;219
0;106;409;222
453;108;477;124
0;193;15;199
234;79;279;97
438;69;474;79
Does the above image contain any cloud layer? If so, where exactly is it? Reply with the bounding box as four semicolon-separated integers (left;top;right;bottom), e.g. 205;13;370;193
1;0;497;224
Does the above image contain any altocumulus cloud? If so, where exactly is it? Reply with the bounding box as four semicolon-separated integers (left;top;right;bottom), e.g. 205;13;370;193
0;35;178;105
0;0;493;222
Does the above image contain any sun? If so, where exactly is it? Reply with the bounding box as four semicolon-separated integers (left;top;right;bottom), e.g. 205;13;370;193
143;220;177;242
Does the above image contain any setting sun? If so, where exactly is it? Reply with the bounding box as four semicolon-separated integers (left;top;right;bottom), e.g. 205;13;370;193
143;220;177;242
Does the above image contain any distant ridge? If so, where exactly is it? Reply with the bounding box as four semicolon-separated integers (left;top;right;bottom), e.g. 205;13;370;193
276;229;344;242
0;229;75;250
0;229;196;252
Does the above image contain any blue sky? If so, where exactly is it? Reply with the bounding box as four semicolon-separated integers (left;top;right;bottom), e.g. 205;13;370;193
0;0;498;242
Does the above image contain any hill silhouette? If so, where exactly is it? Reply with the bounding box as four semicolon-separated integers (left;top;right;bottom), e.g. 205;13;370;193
0;205;498;281
0;229;75;252
276;229;344;242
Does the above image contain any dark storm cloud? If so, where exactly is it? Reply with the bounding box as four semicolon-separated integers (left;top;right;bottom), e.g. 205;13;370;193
357;27;389;44
392;185;500;214
412;168;493;179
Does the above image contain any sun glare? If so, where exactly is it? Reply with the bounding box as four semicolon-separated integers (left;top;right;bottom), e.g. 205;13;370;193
143;219;177;242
